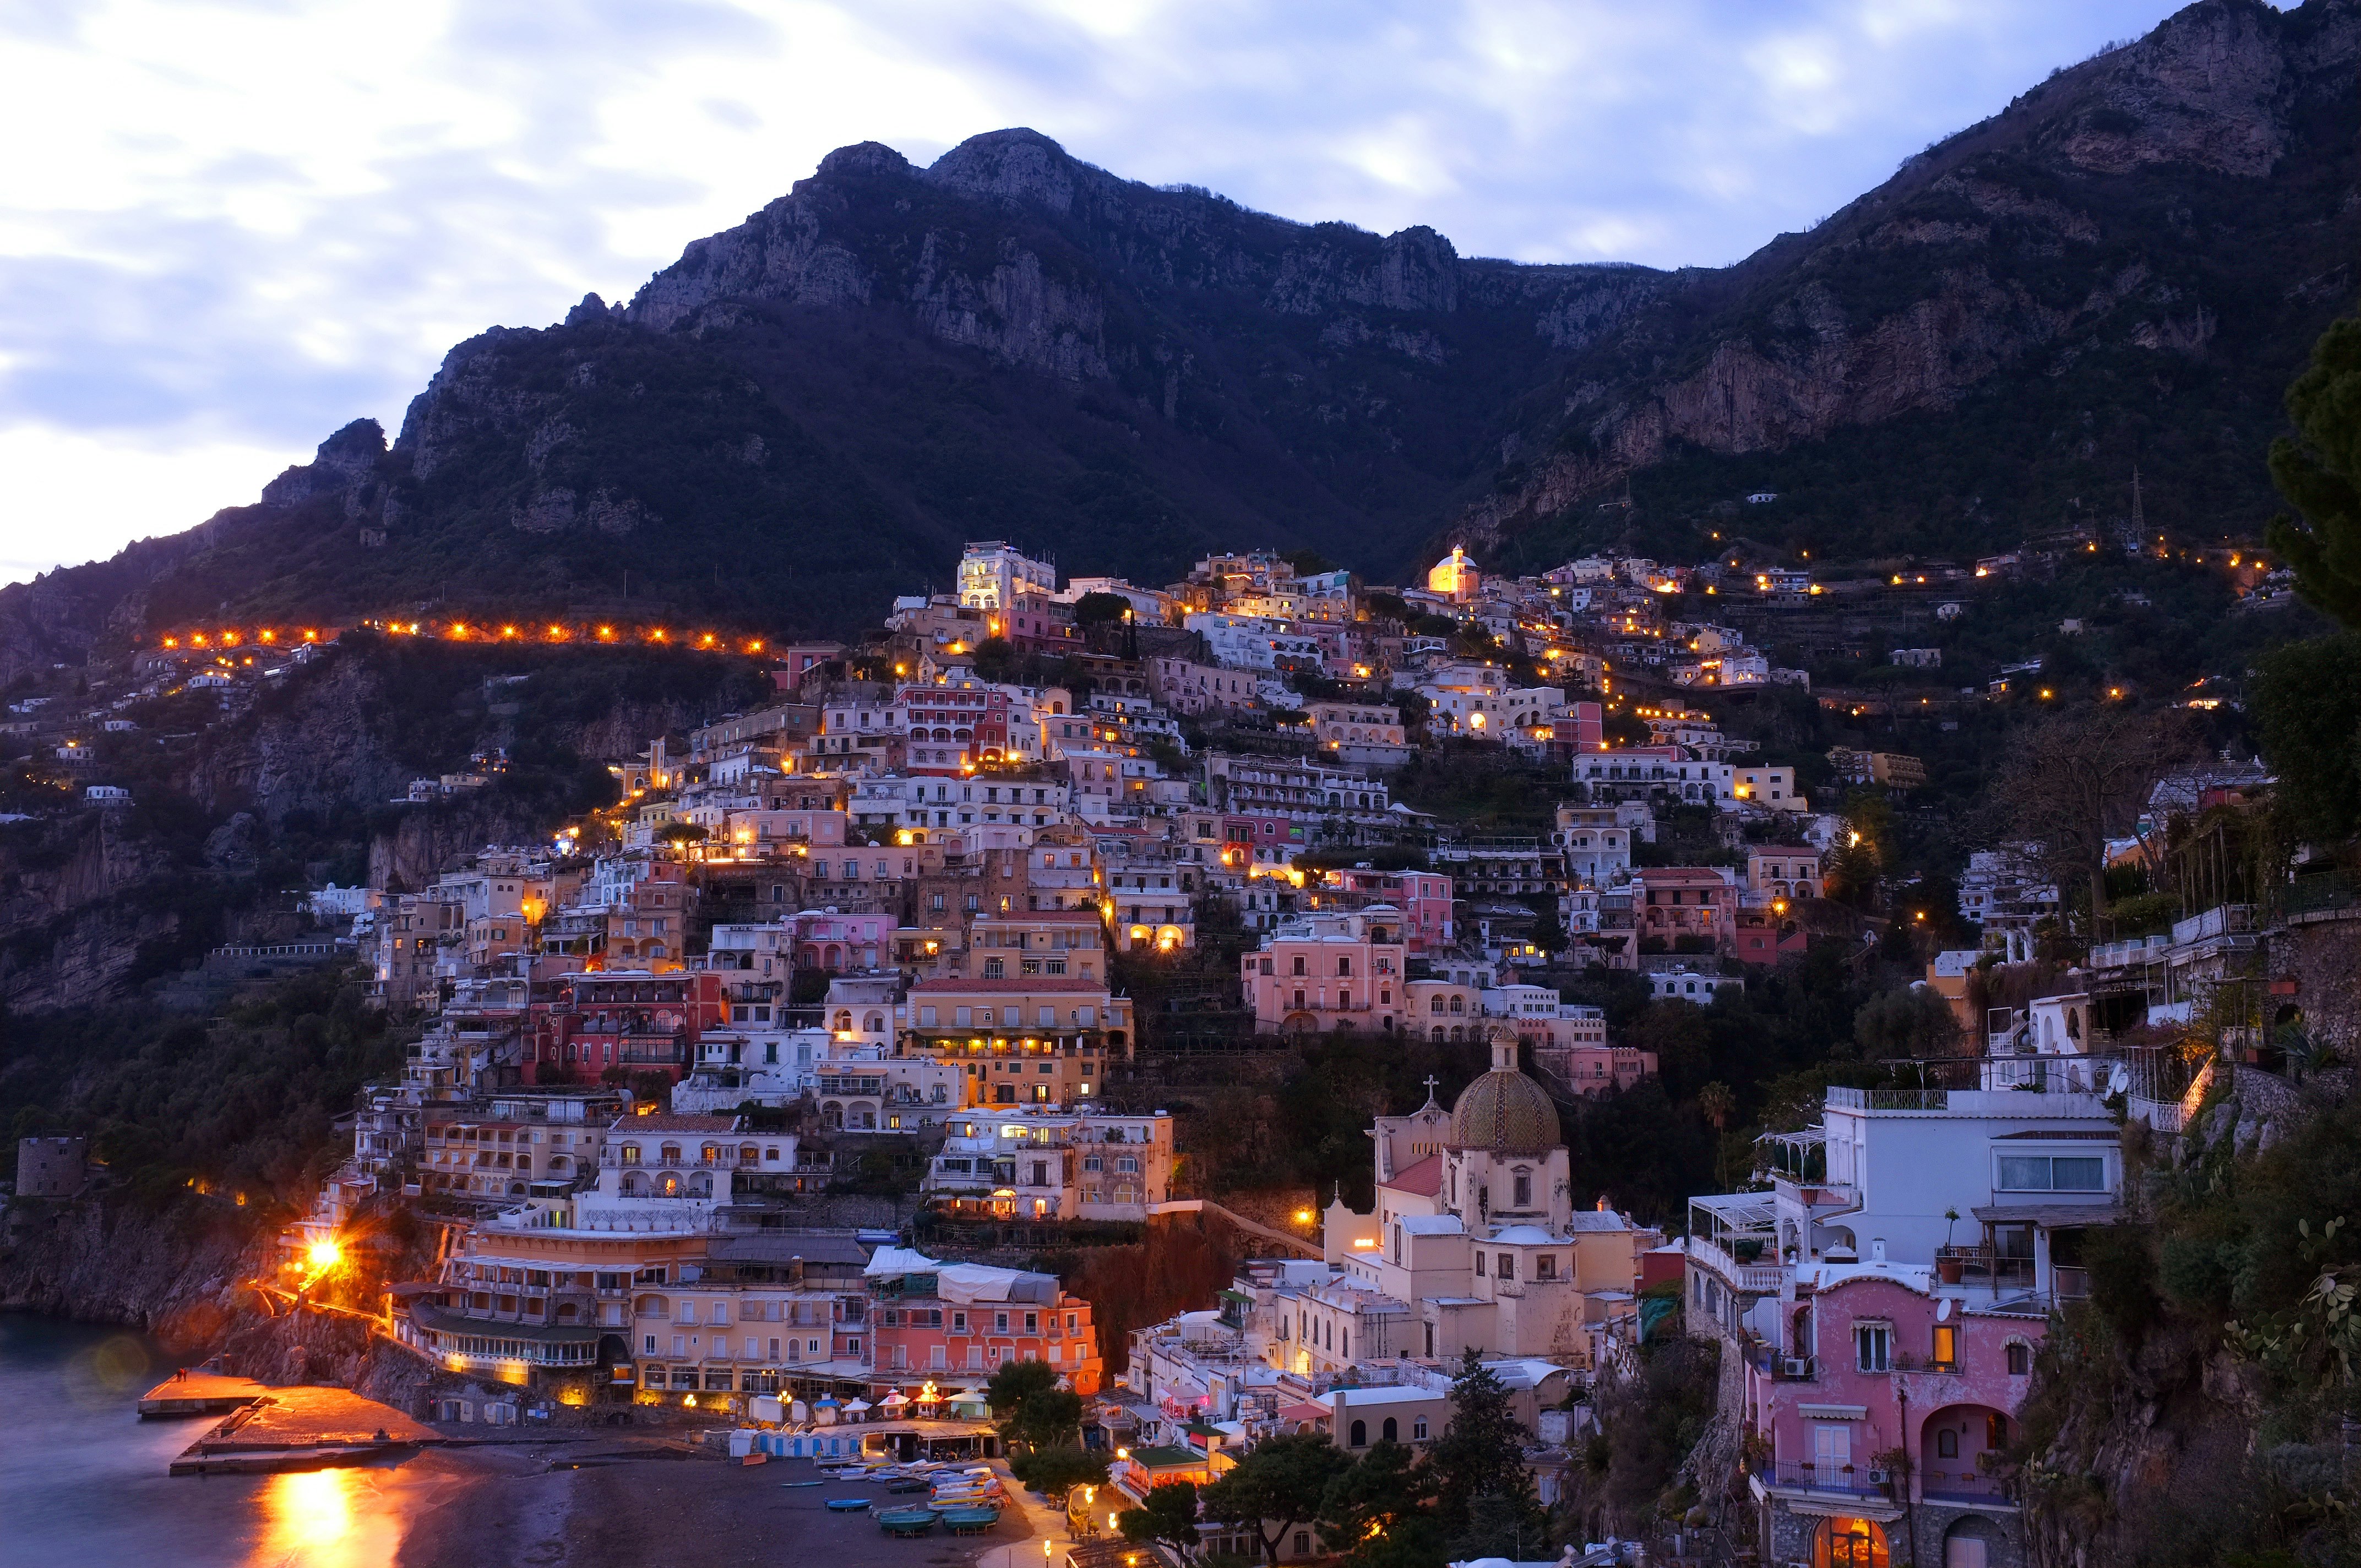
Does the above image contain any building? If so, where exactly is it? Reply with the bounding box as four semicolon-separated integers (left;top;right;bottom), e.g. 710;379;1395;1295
901;977;1133;1106
1647;968;1743;1004
921;1105;1176;1221
1427;545;1480;603
957;542;1056;610
1324;1031;1650;1366
1305;700;1410;765
15;1135;86;1197
1553;805;1635;888
1241;908;1410;1035
1746;847;1823;901
867;1246;1105;1394
1684;1075;2120;1568
1633;867;1739;952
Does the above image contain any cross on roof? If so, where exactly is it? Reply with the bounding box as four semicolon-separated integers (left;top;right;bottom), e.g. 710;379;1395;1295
1422;1075;1440;1106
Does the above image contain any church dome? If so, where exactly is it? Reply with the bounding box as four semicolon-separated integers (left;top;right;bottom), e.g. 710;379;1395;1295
1448;1028;1560;1154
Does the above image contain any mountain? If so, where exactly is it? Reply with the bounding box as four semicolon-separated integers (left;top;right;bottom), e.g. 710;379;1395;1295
4;0;2358;671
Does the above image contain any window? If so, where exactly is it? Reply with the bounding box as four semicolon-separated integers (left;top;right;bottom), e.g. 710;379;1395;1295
1513;1170;1532;1207
1854;1324;1890;1372
1996;1154;2106;1191
2006;1341;2032;1376
1497;1253;1514;1281
1937;1427;1959;1459
1932;1324;1959;1369
1412;1417;1428;1440
1381;1417;1397;1442
1811;1422;1852;1474
1350;1419;1367;1447
983;958;1004;979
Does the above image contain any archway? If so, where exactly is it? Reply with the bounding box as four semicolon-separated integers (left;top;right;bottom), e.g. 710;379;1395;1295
1814;1517;1889;1568
1919;1403;2008;1501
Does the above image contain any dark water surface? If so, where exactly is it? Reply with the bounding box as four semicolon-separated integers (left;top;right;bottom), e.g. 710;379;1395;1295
0;1314;429;1567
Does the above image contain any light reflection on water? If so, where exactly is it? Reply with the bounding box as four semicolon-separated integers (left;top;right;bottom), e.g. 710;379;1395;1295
251;1467;406;1568
0;1315;421;1568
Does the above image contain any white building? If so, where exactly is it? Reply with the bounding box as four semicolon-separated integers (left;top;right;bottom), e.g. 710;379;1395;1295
957;541;1056;610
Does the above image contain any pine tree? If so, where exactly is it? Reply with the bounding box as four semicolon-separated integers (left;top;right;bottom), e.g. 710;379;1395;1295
2268;314;2361;628
1426;1349;1550;1555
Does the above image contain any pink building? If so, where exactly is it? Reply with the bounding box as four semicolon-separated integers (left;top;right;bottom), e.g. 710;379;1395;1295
866;1249;1105;1395
1328;868;1455;952
1532;1041;1657;1097
1241;909;1408;1034
1740;1264;2039;1568
1633;866;1738;952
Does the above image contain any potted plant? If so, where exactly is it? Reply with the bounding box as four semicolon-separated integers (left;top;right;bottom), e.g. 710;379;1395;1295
1936;1208;1965;1283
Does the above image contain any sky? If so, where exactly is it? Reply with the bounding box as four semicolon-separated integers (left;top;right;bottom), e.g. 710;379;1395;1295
0;0;2199;590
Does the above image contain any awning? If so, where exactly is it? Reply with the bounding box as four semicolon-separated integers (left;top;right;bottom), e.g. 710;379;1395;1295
1970;1203;2121;1228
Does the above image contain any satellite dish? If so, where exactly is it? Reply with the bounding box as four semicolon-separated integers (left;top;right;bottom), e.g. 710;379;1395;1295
2107;1064;2131;1097
1936;1297;1954;1322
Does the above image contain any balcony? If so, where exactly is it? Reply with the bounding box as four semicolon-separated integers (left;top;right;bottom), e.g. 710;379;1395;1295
1744;1344;1815;1381
1750;1458;1892;1501
1933;1246;2034;1292
1686;1234;1788;1295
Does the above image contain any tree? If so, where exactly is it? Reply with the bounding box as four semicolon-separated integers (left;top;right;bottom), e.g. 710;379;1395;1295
2252;631;2361;843
1119;1479;1201;1560
2267;314;2361;628
1074;591;1131;627
655;821;707;846
986;1358;1082;1451
1011;1444;1109;1502
1318;1439;1441;1567
1696;1081;1736;1188
1199;1431;1352;1563
1852;986;1960;1061
1991;709;2194;938
1427;1351;1548;1551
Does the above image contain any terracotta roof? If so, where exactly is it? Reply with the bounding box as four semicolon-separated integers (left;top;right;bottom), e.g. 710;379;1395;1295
1380;1153;1444;1197
607;1113;741;1133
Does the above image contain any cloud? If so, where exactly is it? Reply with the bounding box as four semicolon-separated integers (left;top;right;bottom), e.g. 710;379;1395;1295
0;0;2189;587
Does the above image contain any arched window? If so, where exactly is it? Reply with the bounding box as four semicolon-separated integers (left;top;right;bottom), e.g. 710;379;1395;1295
1349;1419;1367;1447
660;1144;681;1164
1430;996;1445;1015
1381;1417;1397;1442
1431;1027;1445;1043
739;1145;758;1165
1448;995;1464;1014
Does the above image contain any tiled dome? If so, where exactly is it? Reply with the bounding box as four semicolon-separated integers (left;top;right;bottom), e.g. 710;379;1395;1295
1448;1028;1560;1153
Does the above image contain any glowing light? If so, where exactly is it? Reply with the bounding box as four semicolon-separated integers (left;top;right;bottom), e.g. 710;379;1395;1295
307;1238;341;1271
256;1469;363;1560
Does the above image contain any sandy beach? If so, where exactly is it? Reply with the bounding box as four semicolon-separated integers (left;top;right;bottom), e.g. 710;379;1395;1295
393;1441;1051;1568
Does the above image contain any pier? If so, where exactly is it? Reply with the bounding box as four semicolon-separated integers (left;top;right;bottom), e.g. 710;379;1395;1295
166;1386;437;1476
137;1371;268;1418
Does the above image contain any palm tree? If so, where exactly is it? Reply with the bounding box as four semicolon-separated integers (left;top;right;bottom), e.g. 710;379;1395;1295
1698;1081;1736;1189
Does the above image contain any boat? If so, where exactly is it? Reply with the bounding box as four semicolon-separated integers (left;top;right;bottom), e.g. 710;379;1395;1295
876;1508;940;1537
884;1479;931;1494
824;1497;873;1512
938;1505;1002;1535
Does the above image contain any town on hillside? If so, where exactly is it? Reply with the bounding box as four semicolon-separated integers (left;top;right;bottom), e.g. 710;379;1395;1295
9;528;2323;1568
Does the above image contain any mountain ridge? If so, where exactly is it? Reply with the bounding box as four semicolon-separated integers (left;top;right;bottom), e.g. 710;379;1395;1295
3;0;2357;675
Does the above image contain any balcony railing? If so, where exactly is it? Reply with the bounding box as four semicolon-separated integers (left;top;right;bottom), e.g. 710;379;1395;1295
1920;1469;2015;1505
1751;1459;1890;1499
1687;1234;1789;1294
1934;1246;2035;1292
